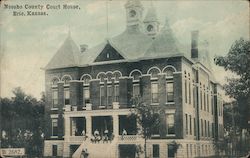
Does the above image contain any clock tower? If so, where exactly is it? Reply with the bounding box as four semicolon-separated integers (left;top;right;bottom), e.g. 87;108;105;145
143;3;159;37
125;0;144;27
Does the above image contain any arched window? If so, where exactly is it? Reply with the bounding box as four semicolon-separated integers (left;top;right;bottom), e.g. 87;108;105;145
81;74;92;85
51;77;59;108
147;67;161;104
51;77;59;86
106;72;113;82
147;67;161;78
130;70;142;101
163;66;176;77
97;72;106;82
113;71;122;82
61;75;72;85
129;70;142;81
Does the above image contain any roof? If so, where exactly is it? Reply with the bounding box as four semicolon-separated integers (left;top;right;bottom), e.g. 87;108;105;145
110;25;153;60
143;5;158;23
45;34;80;69
144;18;187;58
45;18;189;70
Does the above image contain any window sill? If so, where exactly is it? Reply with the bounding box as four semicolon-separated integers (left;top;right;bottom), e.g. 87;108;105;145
166;134;176;137
51;108;58;111
51;136;58;138
151;103;159;106
165;102;175;105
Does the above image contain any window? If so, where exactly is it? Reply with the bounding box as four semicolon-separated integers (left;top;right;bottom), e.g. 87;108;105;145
194;118;196;136
114;71;122;82
52;78;59;86
64;88;70;105
211;92;214;115
97;73;106;82
201;119;203;137
208;121;210;137
188;81;191;104
166;82;174;102
106;72;113;82
52;119;58;136
200;85;202;110
100;86;105;105
166;114;175;135
185;80;187;103
151;83;159;103
189;115;192;135
148;67;160;78
185;114;188;135
204;120;207;137
193;81;196;108
212;123;215;138
52;145;57;156
114;85;119;102
207;93;209;112
163;66;175;77
62;76;71;85
81;75;91;85
107;86;112;105
153;144;160;158
83;87;90;104
204;86;206;111
133;84;140;98
190;144;193;157
52;90;58;108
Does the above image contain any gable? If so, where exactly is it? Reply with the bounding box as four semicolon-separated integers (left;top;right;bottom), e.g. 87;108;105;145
94;43;125;62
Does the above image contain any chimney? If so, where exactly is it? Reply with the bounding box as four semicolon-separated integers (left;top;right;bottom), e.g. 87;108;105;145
80;44;88;53
191;30;199;58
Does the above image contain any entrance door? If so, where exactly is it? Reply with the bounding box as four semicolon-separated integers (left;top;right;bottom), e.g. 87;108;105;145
119;144;136;158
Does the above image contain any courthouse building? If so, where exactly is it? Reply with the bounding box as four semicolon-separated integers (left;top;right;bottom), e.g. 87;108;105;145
43;0;224;157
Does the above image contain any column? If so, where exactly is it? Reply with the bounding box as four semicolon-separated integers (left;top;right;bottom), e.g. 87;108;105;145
113;115;119;138
173;72;183;138
86;115;92;136
64;116;70;137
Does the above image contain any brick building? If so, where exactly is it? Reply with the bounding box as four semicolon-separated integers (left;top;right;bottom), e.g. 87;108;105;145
43;0;224;157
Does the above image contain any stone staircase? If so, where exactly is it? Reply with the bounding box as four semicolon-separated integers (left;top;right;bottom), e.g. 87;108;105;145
72;139;117;158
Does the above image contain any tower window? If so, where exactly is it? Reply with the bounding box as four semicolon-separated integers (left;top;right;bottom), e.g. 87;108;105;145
147;24;154;32
129;10;136;17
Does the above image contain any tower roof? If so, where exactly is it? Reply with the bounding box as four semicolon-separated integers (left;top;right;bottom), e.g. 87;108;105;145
144;4;158;23
125;0;143;8
144;18;186;58
45;33;80;69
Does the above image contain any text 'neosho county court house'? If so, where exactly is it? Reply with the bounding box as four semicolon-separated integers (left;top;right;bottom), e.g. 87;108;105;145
43;0;224;157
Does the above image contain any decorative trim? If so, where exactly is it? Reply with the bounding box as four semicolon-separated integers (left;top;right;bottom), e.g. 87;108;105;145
147;66;161;75
61;74;73;81
80;74;92;81
51;114;59;118
162;65;177;73
173;71;182;74
129;69;142;77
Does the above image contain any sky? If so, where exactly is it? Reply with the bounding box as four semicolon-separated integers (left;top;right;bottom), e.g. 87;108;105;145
0;0;249;99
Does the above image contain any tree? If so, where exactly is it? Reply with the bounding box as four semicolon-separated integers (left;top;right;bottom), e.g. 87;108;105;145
130;98;162;158
0;87;45;157
214;38;250;130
